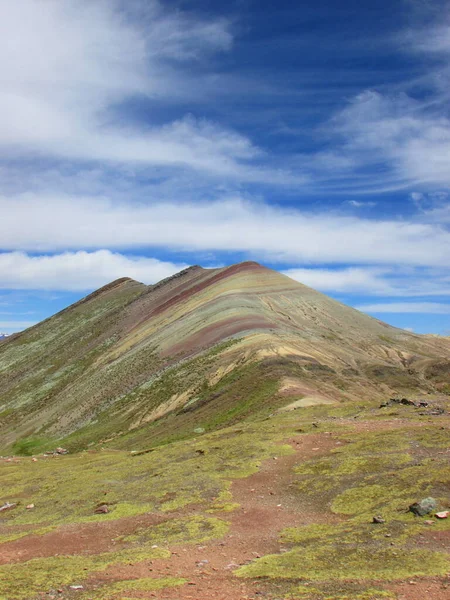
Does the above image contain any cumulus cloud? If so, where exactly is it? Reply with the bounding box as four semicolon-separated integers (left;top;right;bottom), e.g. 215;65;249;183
357;302;450;314
0;251;187;291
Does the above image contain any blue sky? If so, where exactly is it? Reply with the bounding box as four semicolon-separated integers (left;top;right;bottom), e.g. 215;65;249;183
1;0;450;335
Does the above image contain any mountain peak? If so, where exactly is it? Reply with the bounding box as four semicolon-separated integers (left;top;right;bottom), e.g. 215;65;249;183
0;260;449;453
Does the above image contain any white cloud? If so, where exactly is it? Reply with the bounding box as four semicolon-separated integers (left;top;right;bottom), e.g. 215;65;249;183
283;267;392;294
0;0;299;183
346;200;376;208
315;16;450;194
0;250;188;291
283;265;450;297
330;90;450;189
357;302;450;314
1;194;449;267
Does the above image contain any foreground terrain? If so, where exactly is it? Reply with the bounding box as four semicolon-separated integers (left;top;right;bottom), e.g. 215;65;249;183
0;404;449;600
0;262;449;598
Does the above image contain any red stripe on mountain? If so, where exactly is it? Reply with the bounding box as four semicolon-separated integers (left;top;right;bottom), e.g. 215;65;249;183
160;314;274;358
135;261;266;327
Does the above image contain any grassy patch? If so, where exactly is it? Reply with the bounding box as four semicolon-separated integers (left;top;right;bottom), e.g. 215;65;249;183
81;577;186;600
0;416;293;535
238;544;448;581
0;547;169;600
122;515;229;546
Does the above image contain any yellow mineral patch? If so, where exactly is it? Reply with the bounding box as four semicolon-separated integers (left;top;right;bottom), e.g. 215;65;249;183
278;395;336;412
130;389;195;428
278;377;315;396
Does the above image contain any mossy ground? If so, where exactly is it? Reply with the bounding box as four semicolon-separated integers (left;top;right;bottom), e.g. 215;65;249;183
122;515;229;546
80;577;186;600
0;413;300;599
0;547;170;600
0;416;295;531
1;405;449;600
237;424;450;599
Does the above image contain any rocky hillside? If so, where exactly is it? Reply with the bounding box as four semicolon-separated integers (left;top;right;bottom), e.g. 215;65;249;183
0;261;449;454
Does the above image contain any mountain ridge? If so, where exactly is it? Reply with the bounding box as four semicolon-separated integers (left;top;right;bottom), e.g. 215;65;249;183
0;261;449;454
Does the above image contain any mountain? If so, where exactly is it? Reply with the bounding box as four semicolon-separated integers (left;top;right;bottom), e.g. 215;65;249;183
0;261;449;454
1;261;450;600
0;333;9;340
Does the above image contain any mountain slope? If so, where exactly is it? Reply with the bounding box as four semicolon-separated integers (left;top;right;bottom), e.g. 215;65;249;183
0;261;449;453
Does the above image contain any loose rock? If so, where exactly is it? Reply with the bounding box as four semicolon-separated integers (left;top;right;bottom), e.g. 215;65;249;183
372;516;385;524
409;497;437;516
435;511;449;519
0;502;17;512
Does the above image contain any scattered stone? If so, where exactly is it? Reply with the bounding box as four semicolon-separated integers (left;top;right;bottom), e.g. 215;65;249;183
193;428;205;434
399;398;415;406
69;585;83;590
94;504;109;514
423;520;434;526
435;511;449;519
409;497;437;516
32;457;38;462
0;502;17;512
44;447;69;457
372;516;385;524
26;503;35;510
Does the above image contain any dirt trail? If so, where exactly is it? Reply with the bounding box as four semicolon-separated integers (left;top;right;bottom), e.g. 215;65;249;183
85;432;340;600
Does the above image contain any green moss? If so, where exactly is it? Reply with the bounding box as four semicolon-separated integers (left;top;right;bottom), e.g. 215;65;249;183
289;585;396;600
0;546;169;600
0;417;292;541
11;436;56;456
238;423;450;597
237;545;448;581
83;577;186;600
123;515;229;546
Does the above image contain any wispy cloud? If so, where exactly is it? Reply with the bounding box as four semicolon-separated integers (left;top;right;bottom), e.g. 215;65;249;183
0;0;303;184
357;302;450;314
284;266;450;297
1;194;449;267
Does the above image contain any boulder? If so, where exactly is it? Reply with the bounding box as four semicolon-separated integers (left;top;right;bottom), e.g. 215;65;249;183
409;497;437;516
